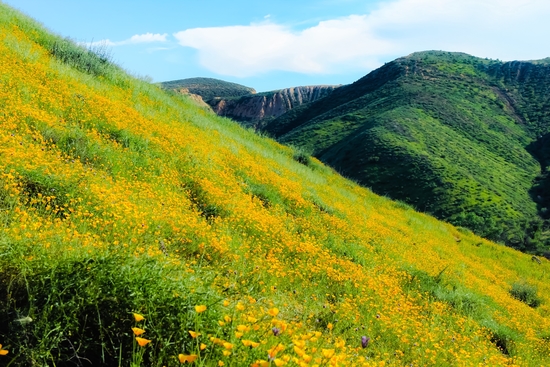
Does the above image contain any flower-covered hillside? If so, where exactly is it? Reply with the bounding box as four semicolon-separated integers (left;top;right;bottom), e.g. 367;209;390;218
0;4;549;366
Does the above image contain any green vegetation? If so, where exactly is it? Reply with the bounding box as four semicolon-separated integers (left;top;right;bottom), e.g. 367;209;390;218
509;281;542;308
1;5;550;366
50;38;113;76
160;77;255;101
265;51;550;254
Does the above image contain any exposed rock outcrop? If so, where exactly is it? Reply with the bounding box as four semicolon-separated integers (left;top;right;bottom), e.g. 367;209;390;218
210;85;340;128
175;88;211;109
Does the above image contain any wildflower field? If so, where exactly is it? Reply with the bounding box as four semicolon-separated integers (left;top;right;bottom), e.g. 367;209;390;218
0;4;549;366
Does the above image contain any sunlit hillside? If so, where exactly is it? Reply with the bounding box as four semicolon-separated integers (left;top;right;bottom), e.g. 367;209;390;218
0;4;549;366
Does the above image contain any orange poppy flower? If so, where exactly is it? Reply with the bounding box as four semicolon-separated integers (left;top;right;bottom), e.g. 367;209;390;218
132;327;145;336
178;354;198;363
188;330;200;338
135;337;151;347
194;305;207;313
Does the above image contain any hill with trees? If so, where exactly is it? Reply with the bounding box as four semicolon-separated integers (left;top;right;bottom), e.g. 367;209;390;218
264;51;550;254
161;77;256;100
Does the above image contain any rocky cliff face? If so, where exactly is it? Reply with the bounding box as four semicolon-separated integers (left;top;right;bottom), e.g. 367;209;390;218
209;85;340;128
175;88;212;109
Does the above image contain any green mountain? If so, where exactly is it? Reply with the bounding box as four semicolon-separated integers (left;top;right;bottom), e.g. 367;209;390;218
160;77;256;100
263;51;550;253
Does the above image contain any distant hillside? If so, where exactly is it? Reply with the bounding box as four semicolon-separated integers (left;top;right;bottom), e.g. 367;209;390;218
162;78;340;128
210;85;340;128
264;51;550;253
161;77;256;100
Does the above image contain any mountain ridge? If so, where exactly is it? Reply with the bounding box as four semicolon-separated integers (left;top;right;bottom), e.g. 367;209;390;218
262;51;550;253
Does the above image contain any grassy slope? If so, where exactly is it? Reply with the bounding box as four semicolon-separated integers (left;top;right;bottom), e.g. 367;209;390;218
266;51;550;253
0;6;549;367
160;77;256;101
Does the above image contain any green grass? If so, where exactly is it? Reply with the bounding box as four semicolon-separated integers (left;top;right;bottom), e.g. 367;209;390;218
0;249;221;366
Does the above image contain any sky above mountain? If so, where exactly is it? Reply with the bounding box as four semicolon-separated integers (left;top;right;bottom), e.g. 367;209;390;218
5;0;550;92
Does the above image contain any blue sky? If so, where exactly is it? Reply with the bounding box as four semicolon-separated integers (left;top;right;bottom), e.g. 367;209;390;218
4;0;550;92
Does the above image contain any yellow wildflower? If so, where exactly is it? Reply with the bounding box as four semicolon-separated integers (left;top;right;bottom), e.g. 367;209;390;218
188;330;200;338
132;327;146;336
200;343;207;350
267;308;279;317
195;305;207;313
135;337;151;347
237;324;250;332
178;354;198;363
133;313;145;322
0;344;8;356
334;339;345;348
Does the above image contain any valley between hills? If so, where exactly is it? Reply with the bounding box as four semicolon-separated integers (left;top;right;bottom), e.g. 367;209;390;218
164;52;550;257
1;3;550;366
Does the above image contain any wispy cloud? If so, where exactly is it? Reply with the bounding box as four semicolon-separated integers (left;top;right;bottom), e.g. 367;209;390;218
85;33;168;47
172;0;550;77
127;33;168;44
145;46;176;53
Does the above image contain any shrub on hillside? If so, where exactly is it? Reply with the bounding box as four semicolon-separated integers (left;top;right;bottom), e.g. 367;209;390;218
291;146;313;167
509;281;542;308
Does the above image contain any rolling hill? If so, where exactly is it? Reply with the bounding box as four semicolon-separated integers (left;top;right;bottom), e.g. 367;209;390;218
0;4;549;367
160;77;256;100
264;51;550;254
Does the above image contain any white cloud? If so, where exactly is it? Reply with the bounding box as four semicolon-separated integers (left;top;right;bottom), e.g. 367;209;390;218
127;33;168;44
173;0;550;77
146;46;176;53
173;17;391;77
85;33;168;47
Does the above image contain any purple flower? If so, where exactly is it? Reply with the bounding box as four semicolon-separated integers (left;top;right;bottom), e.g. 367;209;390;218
272;327;280;336
361;336;370;348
